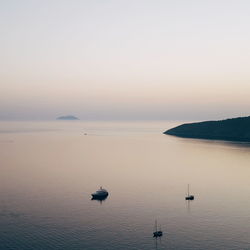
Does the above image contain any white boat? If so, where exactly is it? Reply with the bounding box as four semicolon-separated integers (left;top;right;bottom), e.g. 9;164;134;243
91;187;109;199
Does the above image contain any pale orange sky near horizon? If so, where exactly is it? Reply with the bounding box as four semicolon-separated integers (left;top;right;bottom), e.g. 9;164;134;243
1;0;250;120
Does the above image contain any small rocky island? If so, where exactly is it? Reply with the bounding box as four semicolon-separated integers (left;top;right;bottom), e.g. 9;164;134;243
56;115;79;120
164;116;250;142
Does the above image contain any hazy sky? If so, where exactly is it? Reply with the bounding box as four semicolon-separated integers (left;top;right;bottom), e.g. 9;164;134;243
1;0;250;120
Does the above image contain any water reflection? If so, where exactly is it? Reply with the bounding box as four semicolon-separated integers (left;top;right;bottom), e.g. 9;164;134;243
154;236;163;250
91;196;108;204
185;200;192;214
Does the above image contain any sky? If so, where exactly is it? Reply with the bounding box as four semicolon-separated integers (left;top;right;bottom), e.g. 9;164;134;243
1;0;250;121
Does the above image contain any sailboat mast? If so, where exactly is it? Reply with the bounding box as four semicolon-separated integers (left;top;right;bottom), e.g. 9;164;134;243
188;184;190;196
155;220;157;231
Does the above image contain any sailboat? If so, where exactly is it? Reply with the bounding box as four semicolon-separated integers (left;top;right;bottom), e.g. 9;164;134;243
185;184;194;200
153;220;163;237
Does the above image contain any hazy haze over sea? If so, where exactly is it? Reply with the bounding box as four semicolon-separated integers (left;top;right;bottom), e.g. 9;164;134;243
1;0;250;121
1;121;250;250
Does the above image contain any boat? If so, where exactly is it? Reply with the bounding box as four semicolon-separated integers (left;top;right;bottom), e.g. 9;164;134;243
153;220;163;237
185;184;194;200
91;187;109;199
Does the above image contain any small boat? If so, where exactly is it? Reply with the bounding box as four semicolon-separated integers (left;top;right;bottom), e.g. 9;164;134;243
185;184;194;200
153;220;163;237
91;187;109;199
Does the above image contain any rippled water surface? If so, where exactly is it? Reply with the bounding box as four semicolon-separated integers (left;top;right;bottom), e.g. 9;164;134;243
1;121;250;250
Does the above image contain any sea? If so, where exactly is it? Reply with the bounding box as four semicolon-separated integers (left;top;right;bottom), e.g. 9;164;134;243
0;120;250;250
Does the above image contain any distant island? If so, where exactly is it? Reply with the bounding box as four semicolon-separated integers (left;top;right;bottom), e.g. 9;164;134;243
164;116;250;142
56;115;79;120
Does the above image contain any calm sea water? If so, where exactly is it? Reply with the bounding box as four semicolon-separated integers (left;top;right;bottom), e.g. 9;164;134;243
1;121;250;250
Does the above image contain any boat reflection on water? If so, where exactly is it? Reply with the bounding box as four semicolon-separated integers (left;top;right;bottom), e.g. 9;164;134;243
91;195;108;204
154;236;162;250
185;199;192;214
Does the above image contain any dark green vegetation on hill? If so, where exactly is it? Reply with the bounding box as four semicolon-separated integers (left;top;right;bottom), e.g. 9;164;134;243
164;116;250;142
56;115;79;120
